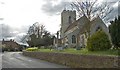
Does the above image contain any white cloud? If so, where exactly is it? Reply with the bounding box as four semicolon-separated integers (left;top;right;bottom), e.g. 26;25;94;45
0;0;118;43
113;1;118;8
1;0;61;34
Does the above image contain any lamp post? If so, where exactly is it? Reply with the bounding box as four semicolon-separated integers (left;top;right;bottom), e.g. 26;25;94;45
0;1;4;21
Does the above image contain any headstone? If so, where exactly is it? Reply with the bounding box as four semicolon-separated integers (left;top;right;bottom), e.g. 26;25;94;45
57;47;63;51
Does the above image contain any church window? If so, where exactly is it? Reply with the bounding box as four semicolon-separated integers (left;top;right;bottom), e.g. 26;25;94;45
96;26;101;31
72;35;76;43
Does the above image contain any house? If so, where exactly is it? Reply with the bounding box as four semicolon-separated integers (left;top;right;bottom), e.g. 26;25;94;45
2;39;22;51
57;9;110;48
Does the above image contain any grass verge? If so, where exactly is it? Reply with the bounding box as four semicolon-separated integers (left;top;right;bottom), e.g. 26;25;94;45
26;48;119;56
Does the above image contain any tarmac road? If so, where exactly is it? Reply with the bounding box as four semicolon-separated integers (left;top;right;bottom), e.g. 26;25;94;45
2;52;67;68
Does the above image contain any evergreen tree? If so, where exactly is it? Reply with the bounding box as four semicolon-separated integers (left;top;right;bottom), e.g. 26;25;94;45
109;16;120;49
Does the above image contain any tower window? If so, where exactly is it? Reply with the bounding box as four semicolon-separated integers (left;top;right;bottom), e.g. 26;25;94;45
69;16;72;24
72;35;76;43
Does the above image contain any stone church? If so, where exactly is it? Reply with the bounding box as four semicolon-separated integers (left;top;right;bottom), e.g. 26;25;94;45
57;9;110;48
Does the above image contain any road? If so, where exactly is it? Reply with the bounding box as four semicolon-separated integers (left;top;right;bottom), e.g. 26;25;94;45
2;52;67;68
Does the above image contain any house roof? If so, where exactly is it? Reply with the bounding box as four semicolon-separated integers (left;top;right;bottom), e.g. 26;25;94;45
2;40;20;48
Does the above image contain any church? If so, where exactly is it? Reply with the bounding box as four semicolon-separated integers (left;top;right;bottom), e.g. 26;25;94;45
55;9;110;48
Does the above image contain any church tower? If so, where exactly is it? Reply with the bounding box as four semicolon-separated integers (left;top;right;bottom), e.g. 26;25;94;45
60;10;76;38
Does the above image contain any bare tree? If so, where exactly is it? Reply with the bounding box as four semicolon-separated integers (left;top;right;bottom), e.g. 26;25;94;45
22;22;54;47
71;0;113;36
71;0;113;21
21;22;46;44
27;22;45;38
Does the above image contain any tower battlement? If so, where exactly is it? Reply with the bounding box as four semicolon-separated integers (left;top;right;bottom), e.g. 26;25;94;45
62;10;76;14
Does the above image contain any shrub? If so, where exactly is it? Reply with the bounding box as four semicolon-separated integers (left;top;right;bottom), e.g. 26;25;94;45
26;47;38;51
87;30;111;51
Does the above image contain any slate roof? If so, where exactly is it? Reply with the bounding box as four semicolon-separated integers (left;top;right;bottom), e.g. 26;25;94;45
64;19;78;33
2;40;20;49
64;15;89;33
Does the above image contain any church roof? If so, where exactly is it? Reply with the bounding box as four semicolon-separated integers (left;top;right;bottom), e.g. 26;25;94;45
79;22;90;34
64;15;88;33
64;19;78;33
91;16;105;25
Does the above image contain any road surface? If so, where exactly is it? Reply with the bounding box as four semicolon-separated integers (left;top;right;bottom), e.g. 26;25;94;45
2;52;67;68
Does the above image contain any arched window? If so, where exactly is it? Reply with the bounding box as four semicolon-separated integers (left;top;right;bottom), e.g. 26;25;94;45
72;35;76;43
96;26;101;31
69;16;72;24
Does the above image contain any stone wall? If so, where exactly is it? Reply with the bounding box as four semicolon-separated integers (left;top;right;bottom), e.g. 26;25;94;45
23;51;120;68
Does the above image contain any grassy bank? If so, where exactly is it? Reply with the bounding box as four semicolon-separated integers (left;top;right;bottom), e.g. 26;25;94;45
26;47;119;56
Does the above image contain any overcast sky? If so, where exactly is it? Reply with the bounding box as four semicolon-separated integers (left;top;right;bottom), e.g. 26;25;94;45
0;0;119;44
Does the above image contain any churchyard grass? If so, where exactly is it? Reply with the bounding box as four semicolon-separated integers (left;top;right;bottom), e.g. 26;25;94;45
26;47;119;56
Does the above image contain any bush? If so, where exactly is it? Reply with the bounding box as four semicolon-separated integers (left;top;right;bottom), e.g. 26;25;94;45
26;47;38;51
87;30;111;51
